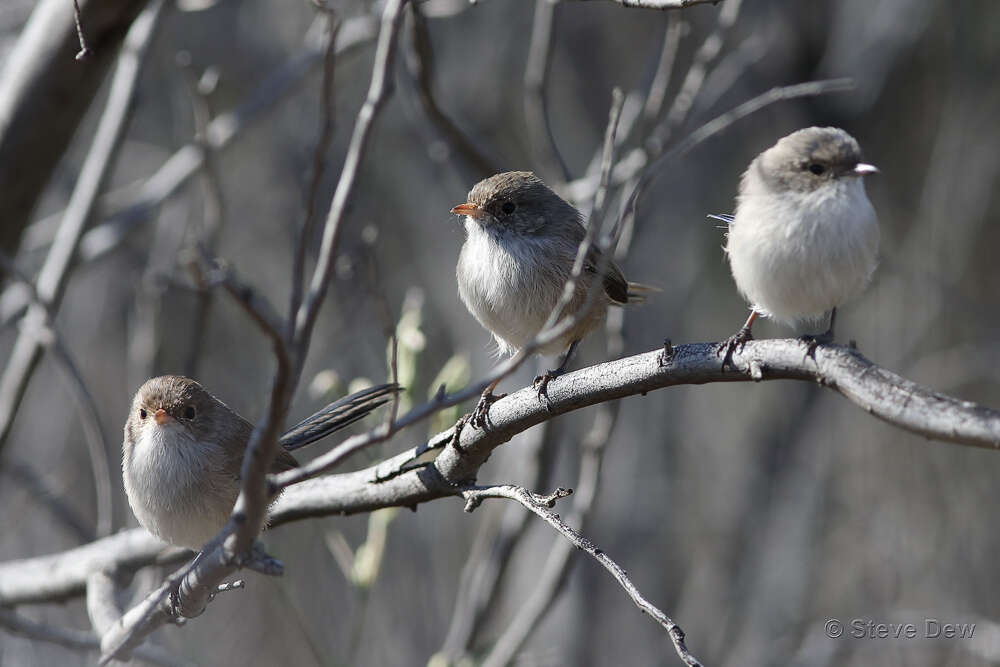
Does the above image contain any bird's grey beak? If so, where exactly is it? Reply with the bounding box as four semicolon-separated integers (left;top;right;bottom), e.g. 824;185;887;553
854;163;879;176
153;409;172;425
451;202;482;218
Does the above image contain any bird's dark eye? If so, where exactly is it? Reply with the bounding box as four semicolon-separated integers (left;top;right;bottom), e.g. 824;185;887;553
501;201;516;215
139;409;147;420
808;163;826;175
183;405;196;420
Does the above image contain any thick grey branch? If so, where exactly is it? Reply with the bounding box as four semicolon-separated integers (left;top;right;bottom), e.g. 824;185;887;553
2;338;996;607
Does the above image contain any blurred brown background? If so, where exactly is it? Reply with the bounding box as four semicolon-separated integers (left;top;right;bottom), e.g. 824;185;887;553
1;0;999;665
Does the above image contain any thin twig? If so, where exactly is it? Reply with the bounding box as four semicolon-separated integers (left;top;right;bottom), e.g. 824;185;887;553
615;78;855;239
566;75;851;204
71;0;92;59
658;0;743;139
199;260;291;371
289;10;339;337
461;482;702;666
295;0;407;350
437;419;557;662
180;55;228;378
644;15;685;122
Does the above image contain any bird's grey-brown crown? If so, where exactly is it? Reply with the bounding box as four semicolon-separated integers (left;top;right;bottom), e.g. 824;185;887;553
130;375;220;423
756;127;868;193
462;171;580;234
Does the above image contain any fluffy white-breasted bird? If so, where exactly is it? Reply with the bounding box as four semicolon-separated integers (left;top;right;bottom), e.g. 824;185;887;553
718;127;880;362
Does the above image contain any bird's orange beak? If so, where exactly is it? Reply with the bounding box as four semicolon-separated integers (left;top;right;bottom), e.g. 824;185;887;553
154;408;171;425
450;202;482;218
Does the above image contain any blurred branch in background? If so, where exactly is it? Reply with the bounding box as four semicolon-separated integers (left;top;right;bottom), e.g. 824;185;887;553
2;12;380;328
0;0;165;456
0;606;189;667
524;0;571;185
0;0;148;255
402;1;499;180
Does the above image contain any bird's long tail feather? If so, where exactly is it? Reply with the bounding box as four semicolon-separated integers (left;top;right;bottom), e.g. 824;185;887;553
626;281;660;304
281;383;401;451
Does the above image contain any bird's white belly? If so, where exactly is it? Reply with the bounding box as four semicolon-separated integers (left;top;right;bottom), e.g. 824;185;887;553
123;424;235;549
727;180;879;325
457;227;566;356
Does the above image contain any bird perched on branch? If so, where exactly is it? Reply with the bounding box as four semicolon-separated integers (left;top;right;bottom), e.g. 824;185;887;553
452;171;652;426
122;376;398;550
716;127;880;366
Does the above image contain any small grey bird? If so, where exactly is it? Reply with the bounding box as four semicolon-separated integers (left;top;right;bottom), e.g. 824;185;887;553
452;171;651;424
717;127;880;364
123;376;397;550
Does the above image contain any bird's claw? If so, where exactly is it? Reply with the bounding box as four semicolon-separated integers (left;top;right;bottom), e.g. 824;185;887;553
658;339;675;367
532;371;558;412
717;326;753;371
799;329;834;361
470;391;506;429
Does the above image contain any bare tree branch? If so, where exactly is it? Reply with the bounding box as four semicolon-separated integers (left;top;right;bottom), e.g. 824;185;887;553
294;0;407;348
288;10;339;339
436;418;557;662
481;403;620;667
6;338;997;611
463;481;701;666
565;77;853;204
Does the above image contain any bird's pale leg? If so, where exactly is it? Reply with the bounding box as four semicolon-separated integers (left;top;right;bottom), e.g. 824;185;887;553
800;307;837;359
471;378;506;429
533;339;580;410
717;310;758;371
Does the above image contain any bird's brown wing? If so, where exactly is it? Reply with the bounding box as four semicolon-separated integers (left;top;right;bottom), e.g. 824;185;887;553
225;416;299;477
584;245;629;305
